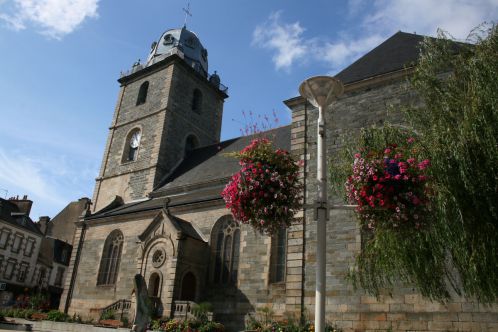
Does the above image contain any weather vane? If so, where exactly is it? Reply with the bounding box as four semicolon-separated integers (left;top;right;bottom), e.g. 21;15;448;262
183;2;192;28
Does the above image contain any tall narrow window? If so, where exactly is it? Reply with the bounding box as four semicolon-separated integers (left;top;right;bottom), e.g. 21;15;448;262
17;263;29;283
97;230;124;286
54;266;64;286
38;267;46;287
123;129;141;162
136;81;149;106
270;228;287;283
11;234;23;253
211;216;240;285
192;89;202;113
4;259;15;279
0;229;11;249
24;238;35;257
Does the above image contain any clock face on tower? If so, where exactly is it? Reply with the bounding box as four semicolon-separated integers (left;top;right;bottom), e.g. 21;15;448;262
130;131;141;149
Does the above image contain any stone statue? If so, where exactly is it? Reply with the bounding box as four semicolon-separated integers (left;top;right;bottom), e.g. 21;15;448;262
131;274;151;332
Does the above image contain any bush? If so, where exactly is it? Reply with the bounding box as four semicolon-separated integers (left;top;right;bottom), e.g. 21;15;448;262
47;310;68;322
69;313;83;323
331;24;498;302
28;293;50;311
100;309;115;320
198;321;225;332
191;302;212;323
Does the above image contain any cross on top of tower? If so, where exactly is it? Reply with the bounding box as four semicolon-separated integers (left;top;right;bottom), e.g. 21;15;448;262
183;3;192;28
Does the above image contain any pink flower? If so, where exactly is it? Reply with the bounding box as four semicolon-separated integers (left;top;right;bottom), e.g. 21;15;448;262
407;137;415;144
384;148;391;154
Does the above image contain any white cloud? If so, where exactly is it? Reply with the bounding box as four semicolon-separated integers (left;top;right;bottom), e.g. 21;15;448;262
317;35;385;73
0;148;66;207
0;0;99;39
254;2;497;72
252;11;307;71
251;11;386;73
0;147;97;218
363;0;498;40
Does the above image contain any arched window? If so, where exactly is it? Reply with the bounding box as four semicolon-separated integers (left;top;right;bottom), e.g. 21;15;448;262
97;230;124;286
148;272;161;297
136;81;149;106
122;128;141;162
211;216;240;285
192;89;202;113
269;228;287;283
184;135;199;156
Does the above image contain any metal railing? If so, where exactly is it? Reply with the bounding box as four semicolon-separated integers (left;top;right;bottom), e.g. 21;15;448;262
100;299;131;320
120;48;228;94
173;300;213;321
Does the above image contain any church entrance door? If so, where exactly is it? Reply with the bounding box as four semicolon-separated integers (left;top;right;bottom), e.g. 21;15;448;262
180;272;196;301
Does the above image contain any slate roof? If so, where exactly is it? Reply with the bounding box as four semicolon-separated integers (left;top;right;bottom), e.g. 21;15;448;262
0;198;43;235
89;125;291;220
170;214;205;242
335;31;425;84
153;125;291;193
87;198;166;219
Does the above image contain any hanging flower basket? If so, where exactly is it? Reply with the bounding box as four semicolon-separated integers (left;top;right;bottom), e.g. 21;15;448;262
345;137;432;230
221;138;302;235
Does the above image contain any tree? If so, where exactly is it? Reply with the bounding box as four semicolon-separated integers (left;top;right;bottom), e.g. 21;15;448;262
332;24;498;302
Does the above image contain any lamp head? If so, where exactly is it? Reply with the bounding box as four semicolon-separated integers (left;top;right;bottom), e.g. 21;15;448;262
299;76;344;109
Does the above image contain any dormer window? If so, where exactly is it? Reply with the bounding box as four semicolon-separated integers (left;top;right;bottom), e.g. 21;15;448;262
163;34;174;45
136;81;149;106
192;89;202;113
123;129;141;163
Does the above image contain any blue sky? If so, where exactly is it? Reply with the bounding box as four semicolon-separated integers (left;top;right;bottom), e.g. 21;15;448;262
0;0;497;219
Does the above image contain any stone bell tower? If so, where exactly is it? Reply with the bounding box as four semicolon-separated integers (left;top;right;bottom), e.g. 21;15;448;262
92;26;228;212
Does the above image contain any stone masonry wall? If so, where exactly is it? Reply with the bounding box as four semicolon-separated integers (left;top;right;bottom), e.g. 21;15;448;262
92;65;173;211
93;58;226;212
65;214;154;318
292;75;498;332
173;199;294;331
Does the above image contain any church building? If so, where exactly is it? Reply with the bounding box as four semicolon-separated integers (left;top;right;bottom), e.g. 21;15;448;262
59;25;498;331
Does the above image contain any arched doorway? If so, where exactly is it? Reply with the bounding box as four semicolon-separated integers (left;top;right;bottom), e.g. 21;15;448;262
148;272;161;297
180;272;196;301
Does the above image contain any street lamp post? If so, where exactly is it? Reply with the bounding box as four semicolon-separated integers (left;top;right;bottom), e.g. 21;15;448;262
299;76;344;332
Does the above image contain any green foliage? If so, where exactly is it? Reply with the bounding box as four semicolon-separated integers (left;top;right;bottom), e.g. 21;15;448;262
330;24;498;302
28;292;49;310
100;309;115;320
191;302;213;323
121;316;129;327
222;138;302;235
406;24;498;303
245;308;342;332
47;310;68;322
70;313;83;323
150;317;224;332
0;308;40;319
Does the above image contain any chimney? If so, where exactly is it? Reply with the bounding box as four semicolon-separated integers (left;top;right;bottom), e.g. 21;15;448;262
38;216;51;235
9;195;33;216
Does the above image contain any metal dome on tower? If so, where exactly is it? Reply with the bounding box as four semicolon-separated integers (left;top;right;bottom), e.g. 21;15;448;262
146;26;209;78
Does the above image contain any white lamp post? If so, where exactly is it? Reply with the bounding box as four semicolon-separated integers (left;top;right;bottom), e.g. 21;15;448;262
299;76;344;332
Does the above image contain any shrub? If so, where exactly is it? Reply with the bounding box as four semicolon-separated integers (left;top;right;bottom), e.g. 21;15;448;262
100;309;115;320
47;310;68;322
199;321;225;332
